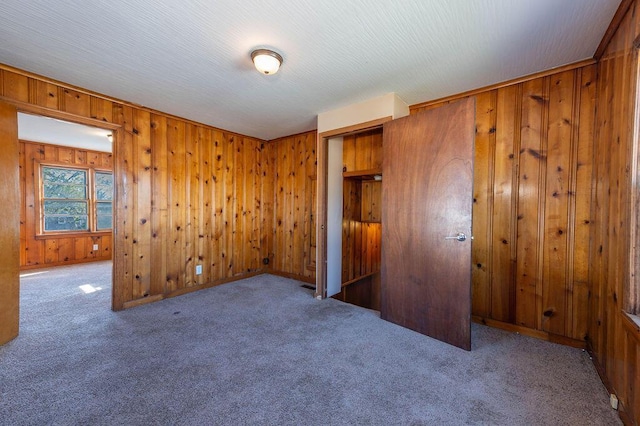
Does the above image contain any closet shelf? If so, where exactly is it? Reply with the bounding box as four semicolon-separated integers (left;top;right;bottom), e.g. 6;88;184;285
341;270;380;288
342;168;382;181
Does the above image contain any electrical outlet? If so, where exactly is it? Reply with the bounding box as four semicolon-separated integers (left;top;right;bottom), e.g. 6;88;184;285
195;265;203;275
610;394;619;410
93;244;99;251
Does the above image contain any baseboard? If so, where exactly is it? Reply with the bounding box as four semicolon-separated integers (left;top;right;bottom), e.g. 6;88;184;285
263;269;316;285
472;316;587;349
20;256;112;271
120;269;316;310
120;270;265;310
586;342;632;426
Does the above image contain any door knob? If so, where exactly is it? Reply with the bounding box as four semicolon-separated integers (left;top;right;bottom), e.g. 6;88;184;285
444;232;467;242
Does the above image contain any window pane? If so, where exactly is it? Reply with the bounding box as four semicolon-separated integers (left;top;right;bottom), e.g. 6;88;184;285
95;171;113;187
95;171;113;201
96;201;112;215
43;183;87;199
44;215;88;231
43;167;87;185
96;215;112;230
44;200;88;215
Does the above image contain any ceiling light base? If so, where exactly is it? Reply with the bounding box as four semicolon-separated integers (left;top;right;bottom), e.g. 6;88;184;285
251;49;283;75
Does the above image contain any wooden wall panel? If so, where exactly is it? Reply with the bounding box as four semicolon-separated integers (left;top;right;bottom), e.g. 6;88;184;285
212;130;225;280
132;110;152;299
541;70;574;336
167;118;186;292
150;114;168;296
263;131;317;281
2;70;29;102
112;104;134;309
342;129;382;172
491;86;519;323
590;1;640;423
572;66;596;341
341;221;381;285
412;64;596;347
199;127;212;285
515;77;546;330
471;92;496;318
18;140;113;269
0;100;20;345
2;65;267;311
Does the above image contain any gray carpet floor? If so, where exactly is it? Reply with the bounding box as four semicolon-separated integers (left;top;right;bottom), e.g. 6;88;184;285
0;261;621;425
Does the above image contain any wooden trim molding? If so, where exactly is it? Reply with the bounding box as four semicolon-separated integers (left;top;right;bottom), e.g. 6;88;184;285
316;132;328;299
594;0;635;60
34;159;113;237
0;100;20;344
472;316;587;349
318;116;391;139
316;116;391;299
587;336;633;426
34;231;112;240
267;128;318;142
0;64;265;143
0;96;121;131
265;269;316;285
622;311;640;339
410;59;595;112
629;46;640;316
121;270;266;309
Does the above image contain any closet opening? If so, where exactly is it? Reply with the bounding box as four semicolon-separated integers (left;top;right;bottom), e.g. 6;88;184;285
332;128;383;310
315;117;391;305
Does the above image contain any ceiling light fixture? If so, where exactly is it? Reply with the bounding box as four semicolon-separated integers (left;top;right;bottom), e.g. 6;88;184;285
251;49;283;75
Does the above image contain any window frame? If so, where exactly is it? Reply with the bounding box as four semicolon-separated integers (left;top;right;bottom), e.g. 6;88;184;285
629;41;640;316
93;169;114;232
35;160;113;238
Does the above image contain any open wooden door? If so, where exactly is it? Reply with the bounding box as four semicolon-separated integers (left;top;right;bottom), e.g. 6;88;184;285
0;100;20;345
381;98;475;350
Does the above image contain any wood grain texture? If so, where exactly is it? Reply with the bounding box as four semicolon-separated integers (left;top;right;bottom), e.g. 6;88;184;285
263;131;317;281
542;70;574;336
0;101;20;344
382;98;475;350
1;65;268;311
590;1;640;422
337;129;383;307
412;65;596;346
515;78;545;330
18;140;113;269
471;91;496;318
491;85;518;323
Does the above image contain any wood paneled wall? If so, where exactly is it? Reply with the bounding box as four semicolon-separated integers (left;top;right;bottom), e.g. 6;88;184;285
412;64;597;344
590;0;640;422
0;65;266;310
342;129;383;174
261;131;317;283
19;141;113;269
115;111;264;308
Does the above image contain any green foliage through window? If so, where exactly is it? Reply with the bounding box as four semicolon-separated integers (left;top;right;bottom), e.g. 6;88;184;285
40;165;113;233
95;171;113;230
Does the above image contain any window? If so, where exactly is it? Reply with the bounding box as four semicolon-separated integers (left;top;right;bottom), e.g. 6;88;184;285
39;164;113;234
94;171;113;230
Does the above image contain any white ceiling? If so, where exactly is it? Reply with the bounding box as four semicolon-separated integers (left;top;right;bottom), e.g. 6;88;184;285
18;113;112;152
0;0;621;140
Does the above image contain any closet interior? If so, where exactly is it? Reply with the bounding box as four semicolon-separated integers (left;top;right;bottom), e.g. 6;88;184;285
332;128;383;310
